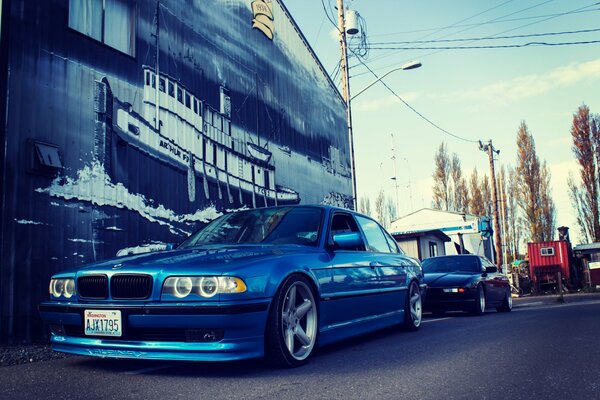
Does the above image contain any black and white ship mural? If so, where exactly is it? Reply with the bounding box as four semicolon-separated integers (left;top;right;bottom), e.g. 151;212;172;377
0;0;351;342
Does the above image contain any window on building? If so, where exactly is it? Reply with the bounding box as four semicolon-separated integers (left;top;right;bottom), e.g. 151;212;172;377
177;87;183;104
541;247;555;256
159;78;165;93
429;242;438;257
69;0;135;57
185;93;191;109
168;81;174;97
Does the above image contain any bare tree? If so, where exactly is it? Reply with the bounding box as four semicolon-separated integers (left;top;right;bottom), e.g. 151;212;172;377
469;168;485;216
540;161;556;241
569;104;600;242
516;121;555;242
432;142;451;210
507;166;523;258
450;153;469;213
374;189;386;224
384;196;397;229
568;173;593;243
358;196;372;217
481;173;492;216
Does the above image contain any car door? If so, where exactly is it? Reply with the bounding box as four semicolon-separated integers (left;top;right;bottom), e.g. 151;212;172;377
318;212;382;329
355;215;408;315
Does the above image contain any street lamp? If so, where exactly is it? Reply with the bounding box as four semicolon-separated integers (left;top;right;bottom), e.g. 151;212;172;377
350;61;422;102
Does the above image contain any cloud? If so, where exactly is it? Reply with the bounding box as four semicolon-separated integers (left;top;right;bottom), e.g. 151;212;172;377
434;59;600;105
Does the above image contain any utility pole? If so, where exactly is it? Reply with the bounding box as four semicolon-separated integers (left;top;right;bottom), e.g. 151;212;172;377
337;0;357;210
480;140;503;267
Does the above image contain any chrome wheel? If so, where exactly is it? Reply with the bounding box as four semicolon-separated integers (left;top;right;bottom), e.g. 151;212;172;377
409;282;422;328
402;281;422;331
479;287;486;312
281;281;317;361
498;288;513;312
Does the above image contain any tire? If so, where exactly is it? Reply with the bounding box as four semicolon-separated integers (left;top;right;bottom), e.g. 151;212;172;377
402;281;422;331
470;285;486;316
265;274;318;368
497;288;513;312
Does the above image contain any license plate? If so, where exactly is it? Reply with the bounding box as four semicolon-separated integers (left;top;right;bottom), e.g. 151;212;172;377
84;309;122;337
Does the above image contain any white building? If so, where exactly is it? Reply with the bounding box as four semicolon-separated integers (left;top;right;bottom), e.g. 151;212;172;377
390;208;495;261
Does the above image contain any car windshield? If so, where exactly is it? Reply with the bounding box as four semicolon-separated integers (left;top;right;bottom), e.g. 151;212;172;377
179;207;323;248
421;256;481;273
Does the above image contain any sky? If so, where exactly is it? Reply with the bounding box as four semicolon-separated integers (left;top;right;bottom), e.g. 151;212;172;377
284;0;600;245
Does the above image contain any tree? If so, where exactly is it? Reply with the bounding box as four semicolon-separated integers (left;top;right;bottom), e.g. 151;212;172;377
384;196;397;229
432;142;451;210
450;153;469;213
515;121;555;242
569;104;600;242
507;166;523;259
374;189;386;225
469;168;485;216
540;161;556;240
358;196;372;217
481;173;491;216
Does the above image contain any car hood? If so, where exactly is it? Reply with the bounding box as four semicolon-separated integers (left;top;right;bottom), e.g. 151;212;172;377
74;245;316;276
424;272;479;288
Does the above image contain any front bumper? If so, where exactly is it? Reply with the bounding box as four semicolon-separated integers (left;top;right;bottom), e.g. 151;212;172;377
38;300;271;361
422;288;477;312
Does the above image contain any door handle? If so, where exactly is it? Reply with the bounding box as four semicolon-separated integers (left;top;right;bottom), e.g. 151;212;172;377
369;261;378;269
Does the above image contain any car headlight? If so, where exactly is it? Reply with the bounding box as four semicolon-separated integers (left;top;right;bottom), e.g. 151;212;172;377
49;278;76;299
162;276;247;299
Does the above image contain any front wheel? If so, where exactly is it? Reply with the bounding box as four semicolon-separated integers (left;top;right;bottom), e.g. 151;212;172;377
265;274;318;368
497;288;513;312
470;285;486;316
402;281;422;331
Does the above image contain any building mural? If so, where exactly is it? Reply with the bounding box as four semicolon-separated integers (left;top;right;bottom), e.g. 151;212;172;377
0;0;351;342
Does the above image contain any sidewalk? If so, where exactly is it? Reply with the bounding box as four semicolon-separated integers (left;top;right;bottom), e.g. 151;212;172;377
513;291;600;308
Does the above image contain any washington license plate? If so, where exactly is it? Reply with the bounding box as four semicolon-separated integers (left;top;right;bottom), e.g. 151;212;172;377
84;309;122;337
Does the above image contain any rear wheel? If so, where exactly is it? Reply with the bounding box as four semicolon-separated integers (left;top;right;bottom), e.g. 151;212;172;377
470;285;486;316
265;274;318;368
497;288;513;312
402;281;422;331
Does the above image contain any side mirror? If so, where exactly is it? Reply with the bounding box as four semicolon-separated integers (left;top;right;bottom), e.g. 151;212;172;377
332;232;363;250
485;266;498;273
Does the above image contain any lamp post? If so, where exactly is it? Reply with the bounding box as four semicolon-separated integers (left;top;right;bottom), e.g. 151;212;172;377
337;0;420;210
350;61;422;102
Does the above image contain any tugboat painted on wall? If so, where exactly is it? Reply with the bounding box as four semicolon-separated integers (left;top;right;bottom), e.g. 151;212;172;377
108;66;300;209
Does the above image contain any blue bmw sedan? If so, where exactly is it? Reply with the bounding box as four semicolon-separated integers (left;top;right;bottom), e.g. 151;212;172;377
39;205;424;367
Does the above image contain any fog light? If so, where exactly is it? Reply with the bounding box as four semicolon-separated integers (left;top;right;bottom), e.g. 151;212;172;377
49;324;66;336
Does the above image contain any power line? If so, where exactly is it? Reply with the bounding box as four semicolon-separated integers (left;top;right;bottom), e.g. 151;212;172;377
370;8;600;37
366;39;600;51
354;2;600;77
350;50;478;144
369;27;600;45
368;0;518;65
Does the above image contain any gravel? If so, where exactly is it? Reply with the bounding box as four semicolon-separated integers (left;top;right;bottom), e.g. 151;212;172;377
0;344;72;367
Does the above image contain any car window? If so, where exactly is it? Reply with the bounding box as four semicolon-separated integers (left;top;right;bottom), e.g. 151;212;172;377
422;256;482;273
355;216;391;253
329;213;364;251
179;207;323;247
382;229;401;253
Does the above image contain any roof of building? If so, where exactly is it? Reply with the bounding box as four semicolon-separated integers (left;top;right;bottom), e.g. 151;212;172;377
573;243;600;253
391;229;452;243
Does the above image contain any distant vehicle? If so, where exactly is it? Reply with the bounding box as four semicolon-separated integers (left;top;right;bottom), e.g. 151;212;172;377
421;255;512;315
39;205;425;368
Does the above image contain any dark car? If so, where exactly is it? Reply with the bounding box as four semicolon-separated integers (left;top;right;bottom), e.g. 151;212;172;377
422;255;512;315
39;205;425;368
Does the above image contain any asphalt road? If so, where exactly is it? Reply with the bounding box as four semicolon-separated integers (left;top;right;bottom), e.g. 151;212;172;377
2;294;600;400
